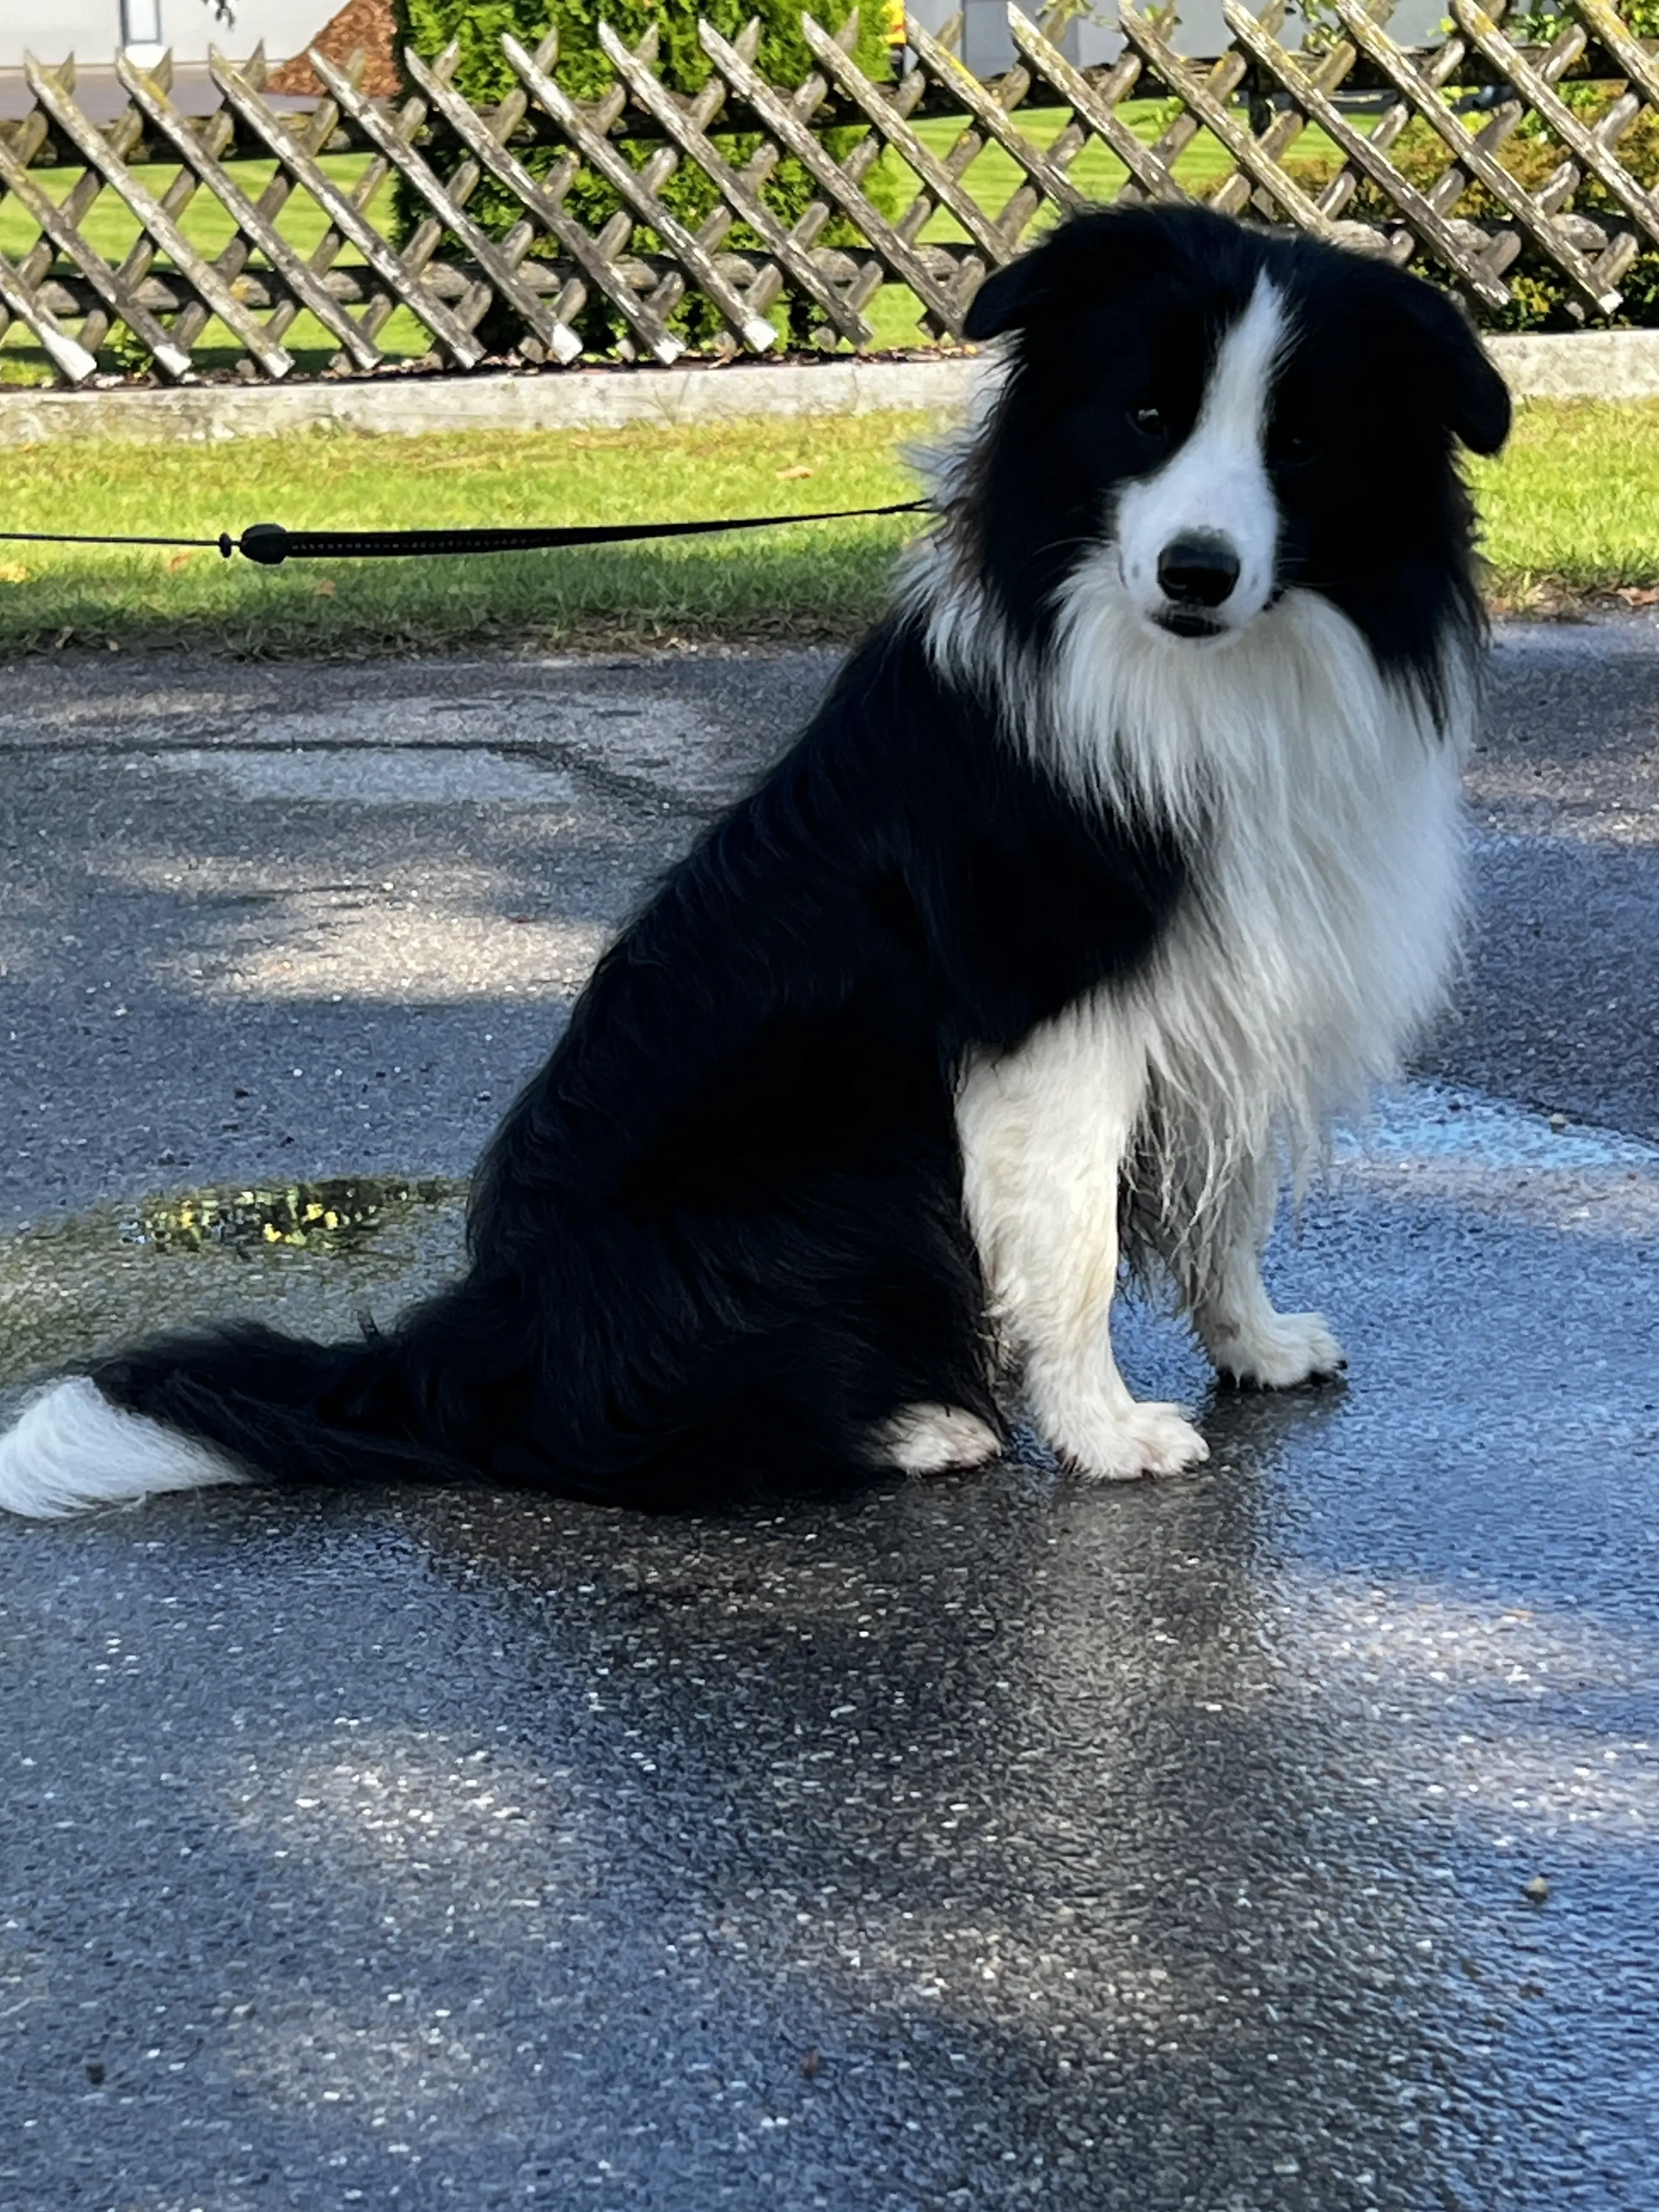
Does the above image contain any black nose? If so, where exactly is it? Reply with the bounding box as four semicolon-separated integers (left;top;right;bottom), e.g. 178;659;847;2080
1156;532;1241;609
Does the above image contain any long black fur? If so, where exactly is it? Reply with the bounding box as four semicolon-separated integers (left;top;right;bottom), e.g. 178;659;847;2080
95;618;1185;1505
89;205;1508;1510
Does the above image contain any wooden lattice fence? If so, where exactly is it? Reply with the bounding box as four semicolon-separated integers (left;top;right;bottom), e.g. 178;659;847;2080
1;0;1657;387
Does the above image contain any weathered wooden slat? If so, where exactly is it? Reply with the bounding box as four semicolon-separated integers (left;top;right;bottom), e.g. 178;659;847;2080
74;213;1621;327
699;19;968;332
337;55;498;352
1114;4;1344;235
19;245;877;320
113;51;382;371
5;59;156;366
599;22;870;343
0;105;192;376
1122;31;1255;213
505;31;775;351
959;5;1122;244
1570;0;1659;108
24;54;292;376
15;60;149;355
472;38;685;361
799;14;1011;265
902;15;1084;218
741;13;892;325
410;35;575;361
1453;0;1659;250
6;4;1659;386
126;90;243;360
1008;9;1190;206
0;247;99;382
883;17;1011;273
1207;0;1358;222
666;16;871;330
1221;1;1513;304
94;69;220;357
583;20;770;350
400;49;591;363
462;37;672;361
1304;20;1470;246
208;46;485;364
307;46;582;366
210;48;363;366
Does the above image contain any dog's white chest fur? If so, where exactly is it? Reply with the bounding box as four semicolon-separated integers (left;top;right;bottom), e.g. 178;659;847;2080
1001;579;1469;1185
953;585;1472;1477
1073;582;1468;1165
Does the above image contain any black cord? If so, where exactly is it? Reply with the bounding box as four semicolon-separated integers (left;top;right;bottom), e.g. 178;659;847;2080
0;500;929;567
0;529;234;552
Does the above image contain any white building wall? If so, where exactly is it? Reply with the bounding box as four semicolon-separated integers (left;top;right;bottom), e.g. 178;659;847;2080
1;0;326;69
909;0;1454;74
1;0;1472;77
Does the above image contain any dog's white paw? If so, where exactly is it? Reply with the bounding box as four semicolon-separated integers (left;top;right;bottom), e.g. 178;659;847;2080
1208;1310;1346;1390
1042;1395;1210;1483
876;1403;1001;1477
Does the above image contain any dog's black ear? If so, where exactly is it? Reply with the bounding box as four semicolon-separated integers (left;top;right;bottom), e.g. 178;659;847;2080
963;209;1179;343
1405;283;1511;456
963;258;1039;343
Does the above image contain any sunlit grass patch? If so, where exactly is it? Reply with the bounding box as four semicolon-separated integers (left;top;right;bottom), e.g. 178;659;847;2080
0;413;933;656
0;397;1652;658
1472;398;1659;607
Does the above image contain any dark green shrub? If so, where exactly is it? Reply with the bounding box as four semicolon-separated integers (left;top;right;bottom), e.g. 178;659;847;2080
394;0;897;355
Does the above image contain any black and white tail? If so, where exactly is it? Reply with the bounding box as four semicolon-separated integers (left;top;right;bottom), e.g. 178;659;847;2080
0;1321;454;1519
0;1375;249;1518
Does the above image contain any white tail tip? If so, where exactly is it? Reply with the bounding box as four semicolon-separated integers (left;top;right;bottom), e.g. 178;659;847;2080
0;1377;246;1519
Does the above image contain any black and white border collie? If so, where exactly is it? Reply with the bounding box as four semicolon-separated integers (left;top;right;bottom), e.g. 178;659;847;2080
0;206;1510;1520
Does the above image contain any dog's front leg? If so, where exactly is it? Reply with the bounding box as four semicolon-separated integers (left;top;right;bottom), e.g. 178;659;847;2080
957;1002;1208;1481
1184;1150;1346;1390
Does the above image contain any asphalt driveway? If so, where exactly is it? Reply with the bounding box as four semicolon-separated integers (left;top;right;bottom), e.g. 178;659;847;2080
0;620;1655;2210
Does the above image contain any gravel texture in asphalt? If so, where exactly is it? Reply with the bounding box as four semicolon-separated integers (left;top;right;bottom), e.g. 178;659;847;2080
0;620;1655;2211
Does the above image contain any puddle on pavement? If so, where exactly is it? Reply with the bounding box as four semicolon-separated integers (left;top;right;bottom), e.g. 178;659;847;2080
1347;1080;1659;1173
1332;1082;1659;1235
0;1174;468;1409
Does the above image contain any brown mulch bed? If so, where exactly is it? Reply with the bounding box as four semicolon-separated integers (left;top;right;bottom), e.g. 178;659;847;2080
266;0;402;99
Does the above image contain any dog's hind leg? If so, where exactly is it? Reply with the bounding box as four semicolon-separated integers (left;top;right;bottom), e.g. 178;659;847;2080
873;1402;1001;1476
957;998;1208;1482
1179;1151;1346;1390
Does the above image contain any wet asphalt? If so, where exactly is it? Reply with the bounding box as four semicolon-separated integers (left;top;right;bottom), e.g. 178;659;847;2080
0;621;1655;2211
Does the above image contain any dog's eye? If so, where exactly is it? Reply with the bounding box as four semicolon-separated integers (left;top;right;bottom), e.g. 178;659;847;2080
1130;405;1166;438
1274;428;1315;469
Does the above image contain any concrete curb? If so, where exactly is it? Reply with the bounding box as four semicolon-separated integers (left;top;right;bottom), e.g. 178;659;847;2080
1489;327;1659;401
1;328;1657;444
0;356;992;446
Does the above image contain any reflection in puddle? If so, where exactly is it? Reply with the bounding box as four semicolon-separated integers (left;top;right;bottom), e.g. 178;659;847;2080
130;1176;455;1254
0;1175;467;1405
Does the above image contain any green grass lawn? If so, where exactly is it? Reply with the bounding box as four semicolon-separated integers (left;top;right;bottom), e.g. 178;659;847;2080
0;397;1652;658
1477;399;1659;609
0;413;933;654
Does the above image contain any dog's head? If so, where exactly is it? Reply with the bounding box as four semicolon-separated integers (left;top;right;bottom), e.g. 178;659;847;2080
957;206;1508;678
